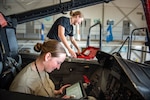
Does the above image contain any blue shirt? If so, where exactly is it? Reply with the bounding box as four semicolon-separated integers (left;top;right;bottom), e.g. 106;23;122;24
47;16;73;42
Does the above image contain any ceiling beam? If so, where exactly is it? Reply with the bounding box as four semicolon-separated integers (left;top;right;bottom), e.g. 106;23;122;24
7;0;112;24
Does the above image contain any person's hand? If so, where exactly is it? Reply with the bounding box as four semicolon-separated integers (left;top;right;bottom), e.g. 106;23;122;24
76;49;81;56
58;84;71;94
62;95;72;99
62;95;76;99
68;49;77;58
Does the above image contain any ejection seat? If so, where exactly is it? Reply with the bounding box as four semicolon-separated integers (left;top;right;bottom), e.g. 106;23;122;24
0;25;22;89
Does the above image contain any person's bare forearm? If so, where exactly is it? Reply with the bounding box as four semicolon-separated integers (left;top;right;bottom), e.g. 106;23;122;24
58;26;74;54
58;33;72;51
70;37;80;53
58;25;71;50
58;25;77;57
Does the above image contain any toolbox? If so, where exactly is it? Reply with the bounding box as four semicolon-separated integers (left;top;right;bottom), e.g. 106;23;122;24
77;46;99;60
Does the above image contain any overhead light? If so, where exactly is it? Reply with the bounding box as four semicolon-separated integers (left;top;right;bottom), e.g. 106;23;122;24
26;0;35;5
